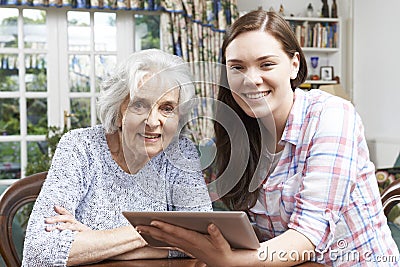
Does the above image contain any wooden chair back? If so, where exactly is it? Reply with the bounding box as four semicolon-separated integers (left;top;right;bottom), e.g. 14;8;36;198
0;171;47;267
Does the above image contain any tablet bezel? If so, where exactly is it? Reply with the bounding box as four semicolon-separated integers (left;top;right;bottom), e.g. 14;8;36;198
122;211;260;250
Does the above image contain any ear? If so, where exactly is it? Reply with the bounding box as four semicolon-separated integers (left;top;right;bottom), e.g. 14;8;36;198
116;112;122;128
290;52;300;80
117;96;130;128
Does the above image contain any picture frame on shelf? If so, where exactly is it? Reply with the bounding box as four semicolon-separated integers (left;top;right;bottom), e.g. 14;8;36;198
320;66;334;81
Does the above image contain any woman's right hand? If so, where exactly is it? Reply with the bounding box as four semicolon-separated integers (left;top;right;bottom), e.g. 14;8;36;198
45;205;92;232
137;221;238;267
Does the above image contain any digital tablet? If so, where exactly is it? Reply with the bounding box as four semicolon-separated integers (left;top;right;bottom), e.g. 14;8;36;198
122;211;260;249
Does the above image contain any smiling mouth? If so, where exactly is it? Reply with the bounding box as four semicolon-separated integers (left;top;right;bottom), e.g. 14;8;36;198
242;91;271;99
139;133;161;139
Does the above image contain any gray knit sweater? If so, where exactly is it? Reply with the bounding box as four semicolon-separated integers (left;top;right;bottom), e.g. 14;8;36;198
22;125;212;266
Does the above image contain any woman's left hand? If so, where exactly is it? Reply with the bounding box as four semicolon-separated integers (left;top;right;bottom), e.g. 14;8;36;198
137;221;234;267
45;205;92;232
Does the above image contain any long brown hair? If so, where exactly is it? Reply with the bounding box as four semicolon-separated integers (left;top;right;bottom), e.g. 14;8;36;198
215;10;307;211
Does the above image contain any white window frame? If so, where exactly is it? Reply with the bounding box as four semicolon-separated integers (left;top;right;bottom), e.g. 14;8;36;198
0;6;161;178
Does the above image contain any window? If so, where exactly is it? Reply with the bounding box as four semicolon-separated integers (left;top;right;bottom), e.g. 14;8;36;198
67;11;117;129
0;7;161;179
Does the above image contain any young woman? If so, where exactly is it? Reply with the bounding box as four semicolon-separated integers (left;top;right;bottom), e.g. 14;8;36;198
137;10;399;266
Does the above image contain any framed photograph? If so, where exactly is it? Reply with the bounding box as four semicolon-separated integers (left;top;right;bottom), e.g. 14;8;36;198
320;66;334;81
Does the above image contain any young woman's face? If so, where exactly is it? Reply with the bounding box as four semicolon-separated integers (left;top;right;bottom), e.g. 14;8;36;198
119;84;180;160
225;30;299;120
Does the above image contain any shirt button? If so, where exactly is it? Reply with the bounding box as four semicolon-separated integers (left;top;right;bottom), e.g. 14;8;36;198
324;209;331;220
263;183;267;189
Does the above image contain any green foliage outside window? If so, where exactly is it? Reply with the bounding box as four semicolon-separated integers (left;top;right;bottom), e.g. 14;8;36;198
27;98;48;135
0;98;20;135
25;126;68;176
0;71;18;91
136;14;160;49
70;98;91;129
0;142;20;179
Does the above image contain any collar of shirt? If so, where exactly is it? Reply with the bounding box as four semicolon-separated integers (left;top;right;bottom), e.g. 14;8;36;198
280;88;308;146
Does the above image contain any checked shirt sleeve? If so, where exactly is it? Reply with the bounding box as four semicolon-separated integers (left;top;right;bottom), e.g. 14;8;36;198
288;99;363;253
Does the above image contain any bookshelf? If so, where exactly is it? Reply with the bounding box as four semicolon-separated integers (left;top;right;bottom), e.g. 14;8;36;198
285;16;341;88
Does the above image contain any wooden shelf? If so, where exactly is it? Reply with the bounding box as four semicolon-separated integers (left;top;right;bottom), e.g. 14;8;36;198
301;47;339;53
304;80;337;85
284;16;339;23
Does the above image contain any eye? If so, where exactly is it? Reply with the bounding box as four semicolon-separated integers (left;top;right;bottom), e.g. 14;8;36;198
260;62;275;68
229;65;243;71
133;101;144;109
129;101;148;114
160;105;176;116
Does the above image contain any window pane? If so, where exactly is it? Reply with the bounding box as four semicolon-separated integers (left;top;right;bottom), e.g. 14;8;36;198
0;141;20;179
68;11;90;51
28;141;47;160
27;140;48;174
13;202;34;255
134;14;160;50
94;12;116;51
70;98;90;129
95;54;116;92
69;54;90;92
23;9;47;49
27;98;47;135
0;8;18;48
0;53;19;92
0;98;19;135
26;54;47;92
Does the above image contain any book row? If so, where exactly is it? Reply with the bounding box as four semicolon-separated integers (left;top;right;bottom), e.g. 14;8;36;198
289;21;339;49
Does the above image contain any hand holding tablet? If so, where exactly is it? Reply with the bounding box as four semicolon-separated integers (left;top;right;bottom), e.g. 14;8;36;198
123;211;260;249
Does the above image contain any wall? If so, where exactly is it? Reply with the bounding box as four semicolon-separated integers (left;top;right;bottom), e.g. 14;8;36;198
237;0;400;168
353;0;400;168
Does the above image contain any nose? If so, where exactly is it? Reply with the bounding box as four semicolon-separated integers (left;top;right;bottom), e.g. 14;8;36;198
244;68;263;86
145;107;161;129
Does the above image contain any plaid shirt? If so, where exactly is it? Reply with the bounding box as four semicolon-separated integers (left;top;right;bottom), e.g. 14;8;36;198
250;89;399;266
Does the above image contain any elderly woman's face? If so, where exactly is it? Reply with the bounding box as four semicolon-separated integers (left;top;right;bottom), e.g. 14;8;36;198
119;84;180;159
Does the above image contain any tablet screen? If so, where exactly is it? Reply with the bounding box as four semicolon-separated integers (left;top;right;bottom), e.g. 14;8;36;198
123;211;260;249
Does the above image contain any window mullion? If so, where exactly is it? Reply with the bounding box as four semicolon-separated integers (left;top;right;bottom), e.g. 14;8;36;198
90;12;96;127
116;11;134;62
57;9;69;130
47;9;63;128
18;8;27;177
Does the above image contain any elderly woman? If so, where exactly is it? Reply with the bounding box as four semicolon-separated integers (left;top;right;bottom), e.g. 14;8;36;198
22;49;212;266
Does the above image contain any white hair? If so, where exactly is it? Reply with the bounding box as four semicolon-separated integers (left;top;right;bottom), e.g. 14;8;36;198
97;49;195;134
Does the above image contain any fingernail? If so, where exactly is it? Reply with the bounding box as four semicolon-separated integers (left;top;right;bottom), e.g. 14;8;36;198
150;221;159;227
45;218;53;223
209;223;216;231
